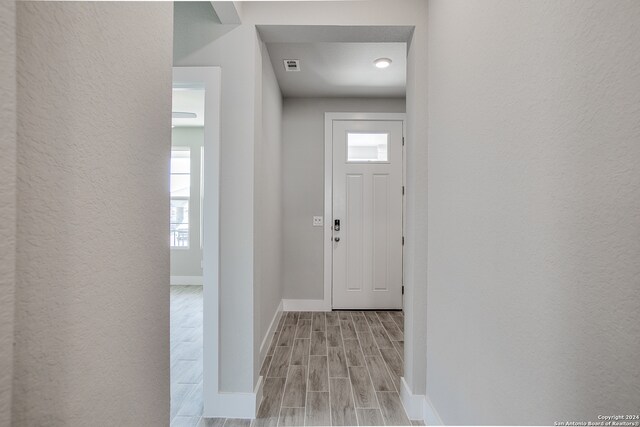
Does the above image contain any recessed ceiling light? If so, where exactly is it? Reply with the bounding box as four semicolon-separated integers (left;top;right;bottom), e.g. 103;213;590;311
374;58;392;69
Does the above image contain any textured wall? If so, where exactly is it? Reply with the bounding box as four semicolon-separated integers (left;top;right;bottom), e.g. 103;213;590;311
14;2;173;425
427;0;640;424
281;98;406;300
0;1;16;426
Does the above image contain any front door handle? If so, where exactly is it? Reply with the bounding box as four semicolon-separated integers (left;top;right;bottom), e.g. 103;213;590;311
334;237;340;242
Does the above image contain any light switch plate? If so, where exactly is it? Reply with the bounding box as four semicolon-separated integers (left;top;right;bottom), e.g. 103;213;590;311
313;216;324;227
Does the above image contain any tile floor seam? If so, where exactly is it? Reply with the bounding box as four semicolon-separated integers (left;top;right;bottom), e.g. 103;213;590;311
266;313;285;376
328;312;335;426
335;313;348;427
374;311;402;395
347;312;361;427
303;313;311;427
371;312;409;423
277;313;298;426
359;323;385;422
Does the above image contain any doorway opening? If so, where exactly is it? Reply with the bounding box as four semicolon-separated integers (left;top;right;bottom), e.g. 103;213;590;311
170;86;205;424
251;23;412;427
170;67;221;426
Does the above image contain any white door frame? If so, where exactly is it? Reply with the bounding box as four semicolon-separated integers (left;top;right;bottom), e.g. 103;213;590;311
173;67;225;415
324;112;407;310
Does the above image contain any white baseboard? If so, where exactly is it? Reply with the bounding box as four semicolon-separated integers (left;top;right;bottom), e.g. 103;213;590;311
282;298;330;311
170;276;203;285
260;300;284;363
254;375;264;417
400;377;444;425
205;388;259;419
254;300;284;414
204;298;331;419
423;394;444;426
203;305;278;420
400;377;425;421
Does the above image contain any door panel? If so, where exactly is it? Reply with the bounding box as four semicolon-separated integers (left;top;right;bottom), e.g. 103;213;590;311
346;174;364;291
372;174;390;291
332;120;403;310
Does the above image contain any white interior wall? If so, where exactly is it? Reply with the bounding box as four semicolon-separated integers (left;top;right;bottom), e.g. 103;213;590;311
174;1;287;402
396;4;428;402
253;33;263;393
13;3;173;425
255;39;285;382
0;1;16;425
174;2;259;394
427;0;640;424
281;98;406;300
171;127;204;279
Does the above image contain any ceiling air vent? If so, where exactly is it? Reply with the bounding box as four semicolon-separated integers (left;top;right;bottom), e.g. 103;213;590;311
283;59;301;72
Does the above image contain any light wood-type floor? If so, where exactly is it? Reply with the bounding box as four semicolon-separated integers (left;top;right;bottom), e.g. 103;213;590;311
171;286;204;427
171;290;423;427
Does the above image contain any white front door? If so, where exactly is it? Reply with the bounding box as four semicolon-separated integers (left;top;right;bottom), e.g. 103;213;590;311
331;119;404;310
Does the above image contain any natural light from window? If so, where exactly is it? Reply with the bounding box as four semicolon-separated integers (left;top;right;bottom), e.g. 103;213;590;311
170;148;191;248
347;133;389;162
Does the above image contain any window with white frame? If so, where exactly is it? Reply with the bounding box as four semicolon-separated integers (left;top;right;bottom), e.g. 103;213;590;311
347;132;389;162
170;148;191;248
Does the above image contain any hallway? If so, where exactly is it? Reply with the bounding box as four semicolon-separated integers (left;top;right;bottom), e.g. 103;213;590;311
5;1;640;425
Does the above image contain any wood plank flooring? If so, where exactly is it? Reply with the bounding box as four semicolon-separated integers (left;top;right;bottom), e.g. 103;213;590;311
170;296;424;426
171;286;204;427
250;311;417;426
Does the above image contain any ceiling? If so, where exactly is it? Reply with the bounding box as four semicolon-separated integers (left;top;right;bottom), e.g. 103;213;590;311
257;25;414;44
172;88;205;127
265;42;407;98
